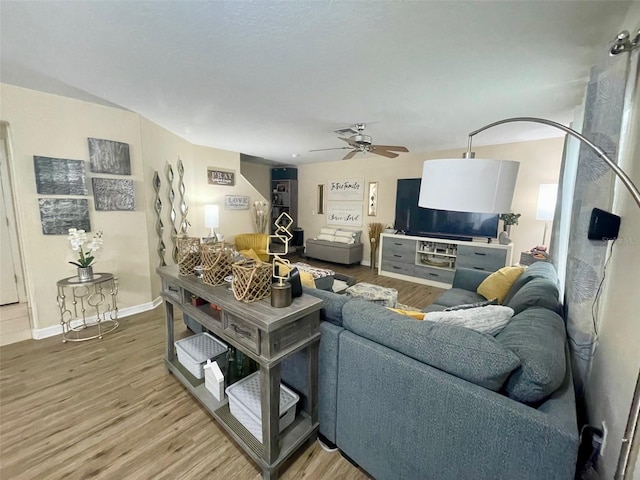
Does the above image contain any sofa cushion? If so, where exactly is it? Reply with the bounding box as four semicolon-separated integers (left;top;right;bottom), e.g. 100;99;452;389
477;266;526;304
302;286;351;326
343;300;520;390
426;288;487;309
503;262;558;305
424;305;515;336
504;278;562;315
496;307;567;404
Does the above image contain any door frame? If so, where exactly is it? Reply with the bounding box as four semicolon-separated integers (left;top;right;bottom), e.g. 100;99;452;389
0;124;28;304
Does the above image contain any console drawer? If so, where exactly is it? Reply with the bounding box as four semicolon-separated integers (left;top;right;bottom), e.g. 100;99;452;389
381;259;415;276
382;247;415;264
224;312;260;355
414;265;455;284
382;238;416;256
457;245;506;272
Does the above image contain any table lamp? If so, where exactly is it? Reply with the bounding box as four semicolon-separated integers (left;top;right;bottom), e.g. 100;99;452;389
204;204;219;239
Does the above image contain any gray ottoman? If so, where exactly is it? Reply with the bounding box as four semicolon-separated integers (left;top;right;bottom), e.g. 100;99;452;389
345;282;399;308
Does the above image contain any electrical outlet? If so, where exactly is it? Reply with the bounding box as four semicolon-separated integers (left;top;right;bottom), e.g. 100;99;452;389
600;421;608;456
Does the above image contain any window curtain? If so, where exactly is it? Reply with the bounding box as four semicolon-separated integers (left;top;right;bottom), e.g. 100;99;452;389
550;51;637;398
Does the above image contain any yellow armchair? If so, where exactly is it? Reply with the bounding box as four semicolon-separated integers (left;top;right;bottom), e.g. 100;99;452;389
234;233;270;262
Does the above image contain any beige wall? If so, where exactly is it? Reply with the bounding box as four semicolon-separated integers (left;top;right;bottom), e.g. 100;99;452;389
1;83;266;331
240;161;272;200
584;6;640;475
297;137;564;264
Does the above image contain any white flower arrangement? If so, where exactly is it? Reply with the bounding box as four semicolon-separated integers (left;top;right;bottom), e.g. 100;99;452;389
68;228;103;268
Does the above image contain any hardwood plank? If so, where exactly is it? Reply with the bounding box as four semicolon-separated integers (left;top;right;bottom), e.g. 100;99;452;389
0;263;439;479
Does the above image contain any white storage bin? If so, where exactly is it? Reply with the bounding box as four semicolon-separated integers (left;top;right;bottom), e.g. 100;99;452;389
226;371;299;443
175;332;228;379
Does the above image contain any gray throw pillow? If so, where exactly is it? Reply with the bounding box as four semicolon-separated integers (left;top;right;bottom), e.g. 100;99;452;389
496;307;567;404
425;305;515;336
444;297;498;311
342;300;520;391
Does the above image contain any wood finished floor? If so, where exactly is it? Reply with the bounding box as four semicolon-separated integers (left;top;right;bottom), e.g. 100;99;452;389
0;260;444;479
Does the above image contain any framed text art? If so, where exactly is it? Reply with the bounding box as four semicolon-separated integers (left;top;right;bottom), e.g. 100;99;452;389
207;168;235;186
225;195;250;210
327;204;363;227
327;177;364;201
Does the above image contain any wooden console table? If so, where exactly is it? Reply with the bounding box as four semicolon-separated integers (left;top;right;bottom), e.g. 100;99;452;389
157;266;322;480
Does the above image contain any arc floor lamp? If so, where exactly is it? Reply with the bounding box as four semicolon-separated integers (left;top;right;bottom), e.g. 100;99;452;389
419;115;640;480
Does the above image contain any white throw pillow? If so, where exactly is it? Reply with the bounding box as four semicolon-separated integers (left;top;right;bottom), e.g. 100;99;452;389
317;233;335;242
334;230;356;244
424;305;515;336
320;227;337;236
333;236;352;244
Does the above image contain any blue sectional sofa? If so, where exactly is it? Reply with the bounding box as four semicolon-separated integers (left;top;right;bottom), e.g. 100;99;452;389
281;262;579;480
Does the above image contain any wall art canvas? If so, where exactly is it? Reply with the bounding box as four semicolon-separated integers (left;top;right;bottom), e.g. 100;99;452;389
33;156;87;195
327;204;363;227
92;178;135;211
327;177;364;201
88;138;131;175
39;198;91;235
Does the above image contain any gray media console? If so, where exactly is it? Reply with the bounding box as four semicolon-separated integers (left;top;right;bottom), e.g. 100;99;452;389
378;233;513;288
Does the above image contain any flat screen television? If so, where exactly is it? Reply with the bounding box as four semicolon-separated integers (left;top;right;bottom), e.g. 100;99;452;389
394;178;499;240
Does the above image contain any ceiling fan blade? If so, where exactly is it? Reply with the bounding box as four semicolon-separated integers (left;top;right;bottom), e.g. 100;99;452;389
343;150;358;160
309;146;352;152
371;149;399;159
372;145;409;152
339;137;359;147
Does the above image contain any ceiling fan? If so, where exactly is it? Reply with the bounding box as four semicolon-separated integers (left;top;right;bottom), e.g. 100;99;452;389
310;123;409;160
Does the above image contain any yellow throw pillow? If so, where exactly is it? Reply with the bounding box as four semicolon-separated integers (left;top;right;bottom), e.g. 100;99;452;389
387;307;426;321
477;266;526;304
239;248;261;262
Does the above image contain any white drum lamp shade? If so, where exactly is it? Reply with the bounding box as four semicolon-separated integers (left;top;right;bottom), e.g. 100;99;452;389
418;159;520;213
204;204;219;237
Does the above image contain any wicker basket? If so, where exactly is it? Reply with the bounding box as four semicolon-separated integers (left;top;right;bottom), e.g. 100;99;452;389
177;236;201;276
232;260;272;303
201;243;234;286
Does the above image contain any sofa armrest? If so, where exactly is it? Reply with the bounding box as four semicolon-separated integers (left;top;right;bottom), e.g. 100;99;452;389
336;332;579;480
452;267;491;291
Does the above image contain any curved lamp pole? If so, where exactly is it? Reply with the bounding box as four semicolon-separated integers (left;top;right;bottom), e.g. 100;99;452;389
467;116;640;480
466;116;640;209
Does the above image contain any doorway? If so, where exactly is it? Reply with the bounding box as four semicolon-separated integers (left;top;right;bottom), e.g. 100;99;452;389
0;124;32;345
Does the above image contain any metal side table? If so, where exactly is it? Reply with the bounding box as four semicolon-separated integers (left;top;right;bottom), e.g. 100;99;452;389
56;272;119;342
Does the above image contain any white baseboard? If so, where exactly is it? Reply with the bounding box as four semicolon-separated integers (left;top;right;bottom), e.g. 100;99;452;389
32;296;163;340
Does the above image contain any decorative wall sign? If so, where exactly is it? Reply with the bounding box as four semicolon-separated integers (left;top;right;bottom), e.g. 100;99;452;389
368;182;378;216
38;198;91;234
88;138;131;175
207;168;235;186
92;178;135;211
327;204;363;227
33;156;87;195
225;195;250;210
327;177;364;201
317;184;325;214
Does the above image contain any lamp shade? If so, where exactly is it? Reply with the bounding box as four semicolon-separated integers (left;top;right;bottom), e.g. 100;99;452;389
536;184;558;221
204;204;219;228
418;158;520;213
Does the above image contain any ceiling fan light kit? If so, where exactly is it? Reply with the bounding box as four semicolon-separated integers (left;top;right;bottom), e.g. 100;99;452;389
310;123;409;160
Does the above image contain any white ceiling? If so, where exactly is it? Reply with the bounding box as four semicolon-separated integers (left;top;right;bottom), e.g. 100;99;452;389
0;1;632;165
